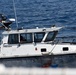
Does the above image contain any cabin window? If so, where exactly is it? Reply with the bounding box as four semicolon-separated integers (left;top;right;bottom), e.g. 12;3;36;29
34;32;45;42
45;31;58;42
20;33;32;43
8;34;19;44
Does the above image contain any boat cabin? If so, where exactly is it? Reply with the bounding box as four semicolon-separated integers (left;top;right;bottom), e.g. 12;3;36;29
2;27;61;45
0;26;64;58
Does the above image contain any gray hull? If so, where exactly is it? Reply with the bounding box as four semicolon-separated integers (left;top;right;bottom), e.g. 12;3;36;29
0;56;52;67
0;55;76;68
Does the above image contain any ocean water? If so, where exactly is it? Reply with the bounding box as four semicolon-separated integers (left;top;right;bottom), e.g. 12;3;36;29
0;0;76;68
0;0;76;37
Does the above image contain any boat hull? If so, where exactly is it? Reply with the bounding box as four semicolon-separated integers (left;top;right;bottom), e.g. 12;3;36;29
0;54;76;68
0;56;53;67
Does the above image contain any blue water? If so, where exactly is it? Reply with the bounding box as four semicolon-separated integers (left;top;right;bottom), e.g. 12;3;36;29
0;0;76;68
0;0;76;37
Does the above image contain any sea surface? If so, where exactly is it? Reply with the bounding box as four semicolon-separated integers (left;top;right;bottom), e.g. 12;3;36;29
0;0;76;68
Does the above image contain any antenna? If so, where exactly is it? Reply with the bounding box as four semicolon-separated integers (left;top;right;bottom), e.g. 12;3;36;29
12;0;18;29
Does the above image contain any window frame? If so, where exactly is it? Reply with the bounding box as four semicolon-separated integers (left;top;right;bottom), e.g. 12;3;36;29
44;31;58;42
34;32;45;43
20;33;33;44
8;34;19;44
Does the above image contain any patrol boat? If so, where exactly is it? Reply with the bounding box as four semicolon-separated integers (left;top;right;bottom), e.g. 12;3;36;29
0;14;76;67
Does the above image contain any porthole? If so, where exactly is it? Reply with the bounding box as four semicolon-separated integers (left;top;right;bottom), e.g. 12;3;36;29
63;47;69;51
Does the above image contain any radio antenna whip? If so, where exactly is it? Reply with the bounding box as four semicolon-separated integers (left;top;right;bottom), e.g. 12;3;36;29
13;0;18;29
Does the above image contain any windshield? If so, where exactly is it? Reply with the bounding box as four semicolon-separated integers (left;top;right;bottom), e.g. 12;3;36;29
34;32;45;42
45;31;58;42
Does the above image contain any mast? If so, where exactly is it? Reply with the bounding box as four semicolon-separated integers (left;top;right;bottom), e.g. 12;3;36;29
12;0;18;29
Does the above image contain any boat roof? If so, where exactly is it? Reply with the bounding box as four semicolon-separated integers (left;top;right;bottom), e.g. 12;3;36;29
2;26;62;34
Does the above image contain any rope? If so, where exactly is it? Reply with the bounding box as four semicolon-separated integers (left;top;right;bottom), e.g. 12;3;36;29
49;40;59;55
